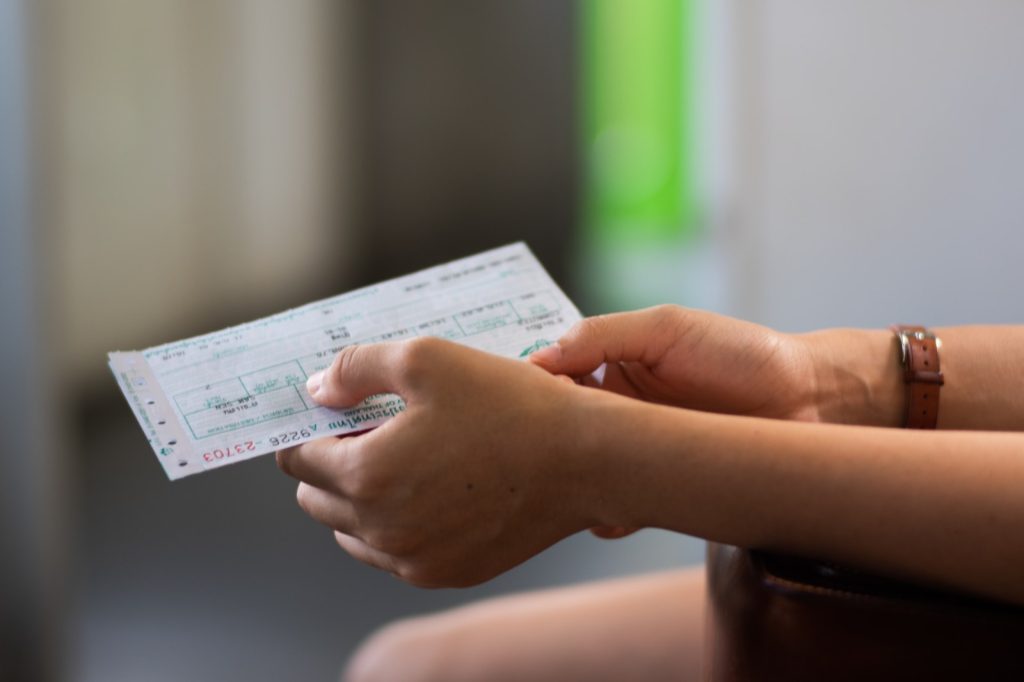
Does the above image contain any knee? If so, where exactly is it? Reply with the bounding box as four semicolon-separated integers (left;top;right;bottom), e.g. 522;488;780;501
342;616;452;682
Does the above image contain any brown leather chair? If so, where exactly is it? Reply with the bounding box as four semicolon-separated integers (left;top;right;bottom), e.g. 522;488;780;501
705;543;1024;681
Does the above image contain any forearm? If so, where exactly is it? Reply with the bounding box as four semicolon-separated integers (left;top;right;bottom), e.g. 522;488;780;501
581;392;1024;605
802;326;1024;430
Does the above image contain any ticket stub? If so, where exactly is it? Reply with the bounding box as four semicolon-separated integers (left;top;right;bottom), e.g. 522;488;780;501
109;243;582;480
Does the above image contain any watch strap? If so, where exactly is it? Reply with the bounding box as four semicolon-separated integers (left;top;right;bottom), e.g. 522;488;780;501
890;325;944;429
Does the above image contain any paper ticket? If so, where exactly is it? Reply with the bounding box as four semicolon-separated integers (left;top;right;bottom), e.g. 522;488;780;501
109;243;582;480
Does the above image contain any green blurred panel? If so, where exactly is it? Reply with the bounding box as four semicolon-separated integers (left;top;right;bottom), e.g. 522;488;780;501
582;0;696;246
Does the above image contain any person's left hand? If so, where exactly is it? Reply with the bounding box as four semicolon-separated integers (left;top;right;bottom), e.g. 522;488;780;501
276;337;603;588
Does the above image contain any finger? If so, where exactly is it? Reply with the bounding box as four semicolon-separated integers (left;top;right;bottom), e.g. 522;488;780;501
578;362;647;399
276;437;352;492
590;526;641;540
306;341;412;408
334;531;400;576
528;306;681;377
296;482;359;534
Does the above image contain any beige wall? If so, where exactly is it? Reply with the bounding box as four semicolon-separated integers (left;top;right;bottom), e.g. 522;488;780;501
41;0;355;386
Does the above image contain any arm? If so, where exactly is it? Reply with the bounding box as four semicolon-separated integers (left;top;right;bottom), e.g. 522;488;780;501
528;306;1024;431
804;326;1024;430
579;389;1024;605
538;310;1024;601
278;308;1024;605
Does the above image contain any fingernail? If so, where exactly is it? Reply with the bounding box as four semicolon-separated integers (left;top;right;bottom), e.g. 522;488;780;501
306;371;324;396
529;344;562;365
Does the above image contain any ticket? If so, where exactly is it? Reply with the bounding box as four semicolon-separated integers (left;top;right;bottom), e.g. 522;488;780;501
109;243;582;480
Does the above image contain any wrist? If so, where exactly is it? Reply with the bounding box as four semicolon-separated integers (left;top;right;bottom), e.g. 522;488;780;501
567;388;716;532
801;329;904;427
564;387;654;530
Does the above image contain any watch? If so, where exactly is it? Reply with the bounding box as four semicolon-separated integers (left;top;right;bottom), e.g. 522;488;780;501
890;325;944;429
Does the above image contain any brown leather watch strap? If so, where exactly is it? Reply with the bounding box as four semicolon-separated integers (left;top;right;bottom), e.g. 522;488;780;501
890;325;944;429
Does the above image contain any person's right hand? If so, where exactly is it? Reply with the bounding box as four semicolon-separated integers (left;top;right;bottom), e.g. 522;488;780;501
529;305;820;423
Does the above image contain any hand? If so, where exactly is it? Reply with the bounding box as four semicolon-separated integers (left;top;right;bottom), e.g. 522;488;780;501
276;338;601;588
529;305;819;422
531;305;816;542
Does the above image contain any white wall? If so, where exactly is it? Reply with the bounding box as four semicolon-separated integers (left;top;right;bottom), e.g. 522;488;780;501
728;0;1024;330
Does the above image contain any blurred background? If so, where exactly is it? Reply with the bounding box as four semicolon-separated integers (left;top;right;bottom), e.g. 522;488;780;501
2;0;1023;680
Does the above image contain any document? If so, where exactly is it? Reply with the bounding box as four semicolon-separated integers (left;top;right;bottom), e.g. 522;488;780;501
109;243;582;480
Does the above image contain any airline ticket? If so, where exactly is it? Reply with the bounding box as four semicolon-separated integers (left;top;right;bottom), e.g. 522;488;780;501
109;243;582;480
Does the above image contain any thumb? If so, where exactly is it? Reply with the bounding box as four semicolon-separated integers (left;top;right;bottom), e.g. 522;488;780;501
306;342;408;407
529;307;678;377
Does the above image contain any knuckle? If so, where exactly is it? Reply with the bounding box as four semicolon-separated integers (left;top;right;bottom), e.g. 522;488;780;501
591;312;620;334
647;304;688;333
650;303;690;339
321;441;349;489
340;461;386;502
562;317;601;348
396;562;443;589
576;316;603;338
331;344;359;382
650;303;683;318
275;449;291;475
295;482;315;513
395;336;444;386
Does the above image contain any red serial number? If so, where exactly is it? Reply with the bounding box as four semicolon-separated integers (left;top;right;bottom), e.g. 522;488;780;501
203;441;256;463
